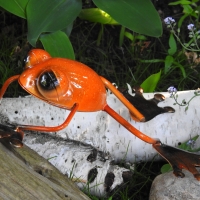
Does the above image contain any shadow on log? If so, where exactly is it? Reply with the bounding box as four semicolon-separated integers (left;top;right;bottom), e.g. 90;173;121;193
0;125;90;200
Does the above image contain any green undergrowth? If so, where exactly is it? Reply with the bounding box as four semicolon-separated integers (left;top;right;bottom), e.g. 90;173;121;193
1;10;200;95
70;18;200;91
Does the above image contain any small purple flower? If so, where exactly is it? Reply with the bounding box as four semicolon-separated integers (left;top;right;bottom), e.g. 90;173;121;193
187;139;195;147
167;86;177;93
164;17;175;25
187;24;195;31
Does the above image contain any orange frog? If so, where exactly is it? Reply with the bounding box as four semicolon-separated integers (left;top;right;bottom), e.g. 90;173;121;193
1;49;200;180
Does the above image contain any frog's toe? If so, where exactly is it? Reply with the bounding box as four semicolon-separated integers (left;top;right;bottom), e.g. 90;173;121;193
163;106;175;113
10;133;23;148
173;166;185;178
194;173;200;181
10;138;23;148
153;94;165;103
0;131;11;138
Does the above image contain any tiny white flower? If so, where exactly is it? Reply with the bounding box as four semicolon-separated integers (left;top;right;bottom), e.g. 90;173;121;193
187;24;195;31
164;17;175;25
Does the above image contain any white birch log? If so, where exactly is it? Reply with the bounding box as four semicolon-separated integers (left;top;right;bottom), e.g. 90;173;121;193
1;89;200;196
22;133;133;197
0;90;199;163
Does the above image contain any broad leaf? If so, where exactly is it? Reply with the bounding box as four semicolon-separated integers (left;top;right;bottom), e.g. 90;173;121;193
79;8;119;25
0;0;28;18
140;70;161;92
26;0;82;46
39;31;75;59
92;0;162;37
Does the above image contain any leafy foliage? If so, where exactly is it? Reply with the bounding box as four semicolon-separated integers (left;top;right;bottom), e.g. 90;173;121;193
0;0;162;59
92;0;162;37
26;0;82;46
0;0;28;18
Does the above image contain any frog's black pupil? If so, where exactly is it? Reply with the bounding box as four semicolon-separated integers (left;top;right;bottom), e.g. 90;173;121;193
39;71;58;90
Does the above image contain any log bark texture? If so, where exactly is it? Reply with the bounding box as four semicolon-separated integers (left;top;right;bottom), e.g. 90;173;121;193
0;137;90;200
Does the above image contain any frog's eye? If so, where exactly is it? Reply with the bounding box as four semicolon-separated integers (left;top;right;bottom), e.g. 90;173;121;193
37;70;60;101
25;49;51;69
36;68;71;103
39;71;59;90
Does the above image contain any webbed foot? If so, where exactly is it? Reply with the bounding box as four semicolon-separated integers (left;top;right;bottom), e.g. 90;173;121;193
153;141;200;180
0;124;23;147
122;86;175;121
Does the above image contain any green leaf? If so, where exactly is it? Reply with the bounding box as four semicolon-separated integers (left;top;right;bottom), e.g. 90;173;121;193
168;33;177;55
140;59;164;63
161;164;172;173
183;4;194;14
164;55;174;74
39;31;75;60
178;13;189;28
119;26;125;47
62;22;74;37
92;0;162;37
79;8;119;25
0;0;28;18
26;0;82;46
169;1;193;5
140;70;161;92
124;31;134;41
135;35;147;40
124;32;147;43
